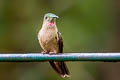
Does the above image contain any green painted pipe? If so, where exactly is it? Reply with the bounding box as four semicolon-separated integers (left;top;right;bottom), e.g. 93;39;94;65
0;53;119;62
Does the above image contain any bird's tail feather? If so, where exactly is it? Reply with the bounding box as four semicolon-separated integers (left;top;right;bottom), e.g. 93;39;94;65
49;61;70;78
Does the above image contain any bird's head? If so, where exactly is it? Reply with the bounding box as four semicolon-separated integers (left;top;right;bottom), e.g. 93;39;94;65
43;13;59;27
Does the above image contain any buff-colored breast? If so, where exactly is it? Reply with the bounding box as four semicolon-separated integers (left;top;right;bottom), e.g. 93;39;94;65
38;26;59;53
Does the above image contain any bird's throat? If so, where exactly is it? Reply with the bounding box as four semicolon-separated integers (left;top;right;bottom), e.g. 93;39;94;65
48;22;55;27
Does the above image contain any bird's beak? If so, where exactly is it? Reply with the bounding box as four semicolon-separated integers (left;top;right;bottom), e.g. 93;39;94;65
53;16;59;18
50;16;59;23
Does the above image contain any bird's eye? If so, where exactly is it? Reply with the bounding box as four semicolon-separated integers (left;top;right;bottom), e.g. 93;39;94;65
45;16;48;19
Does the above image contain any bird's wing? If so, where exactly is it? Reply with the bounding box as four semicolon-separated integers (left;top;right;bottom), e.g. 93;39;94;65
57;32;63;53
49;32;70;77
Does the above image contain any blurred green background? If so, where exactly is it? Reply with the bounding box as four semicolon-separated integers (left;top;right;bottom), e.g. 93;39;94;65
0;0;120;80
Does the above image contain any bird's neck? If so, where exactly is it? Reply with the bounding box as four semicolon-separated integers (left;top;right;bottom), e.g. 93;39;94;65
42;22;57;29
41;23;58;36
48;22;55;26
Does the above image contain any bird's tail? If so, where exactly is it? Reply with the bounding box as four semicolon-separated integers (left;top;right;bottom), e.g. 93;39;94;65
49;61;70;78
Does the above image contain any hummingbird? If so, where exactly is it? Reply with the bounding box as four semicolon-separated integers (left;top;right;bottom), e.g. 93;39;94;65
38;13;70;78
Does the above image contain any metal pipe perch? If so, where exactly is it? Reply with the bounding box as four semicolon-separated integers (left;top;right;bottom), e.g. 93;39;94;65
0;53;119;62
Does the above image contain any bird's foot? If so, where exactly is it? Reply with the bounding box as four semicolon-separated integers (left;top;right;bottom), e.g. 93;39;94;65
49;52;56;55
41;51;48;54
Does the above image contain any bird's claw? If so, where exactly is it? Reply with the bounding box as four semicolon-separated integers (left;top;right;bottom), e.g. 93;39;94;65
41;51;48;54
49;52;56;55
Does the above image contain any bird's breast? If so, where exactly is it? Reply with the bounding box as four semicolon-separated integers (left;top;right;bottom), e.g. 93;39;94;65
38;27;58;52
40;28;57;42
